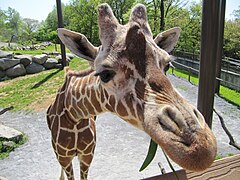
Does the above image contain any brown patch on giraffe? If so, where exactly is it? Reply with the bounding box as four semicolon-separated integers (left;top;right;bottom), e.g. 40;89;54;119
65;91;72;108
126;24;146;78
147;64;172;94
69;107;79;120
103;89;109;100
60;113;75;129
136;103;144;121
75;78;82;100
125;96;137;118
90;89;102;113
116;100;128;117
109;95;116;110
77;99;88;117
72;100;84;118
58;129;75;149
126;119;139;127
67;149;76;157
83;98;95;115
135;79;145;100
56;144;69;156
82;141;95;155
51;117;59;140
56;93;65;115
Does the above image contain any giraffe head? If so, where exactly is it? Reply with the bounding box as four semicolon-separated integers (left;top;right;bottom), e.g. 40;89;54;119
58;3;217;172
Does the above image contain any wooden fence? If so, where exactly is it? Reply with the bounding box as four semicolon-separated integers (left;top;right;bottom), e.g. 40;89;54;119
143;154;240;180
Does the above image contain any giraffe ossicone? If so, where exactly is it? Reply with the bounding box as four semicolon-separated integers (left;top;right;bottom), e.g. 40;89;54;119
47;3;217;179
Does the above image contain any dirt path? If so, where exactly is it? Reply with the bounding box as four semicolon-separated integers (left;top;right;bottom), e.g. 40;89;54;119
0;74;239;180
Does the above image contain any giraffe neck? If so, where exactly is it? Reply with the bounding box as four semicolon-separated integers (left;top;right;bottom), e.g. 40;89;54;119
54;70;143;128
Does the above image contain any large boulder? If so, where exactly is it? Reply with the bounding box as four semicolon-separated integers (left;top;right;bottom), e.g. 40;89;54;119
26;62;45;74
33;54;48;64
14;54;33;67
6;64;26;77
66;53;75;59
0;70;5;78
0;51;13;59
0;58;20;71
43;58;58;69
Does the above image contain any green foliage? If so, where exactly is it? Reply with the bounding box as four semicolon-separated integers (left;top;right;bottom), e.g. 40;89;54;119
139;139;158;171
224;20;240;59
0;134;28;160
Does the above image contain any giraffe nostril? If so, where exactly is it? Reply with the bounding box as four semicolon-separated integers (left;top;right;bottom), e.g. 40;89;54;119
193;108;199;118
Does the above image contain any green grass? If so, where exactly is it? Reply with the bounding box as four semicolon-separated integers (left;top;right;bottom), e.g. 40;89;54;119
0;135;28;160
169;68;240;106
0;57;89;111
11;44;62;55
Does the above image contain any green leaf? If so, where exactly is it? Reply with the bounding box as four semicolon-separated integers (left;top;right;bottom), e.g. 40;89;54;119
139;139;158;172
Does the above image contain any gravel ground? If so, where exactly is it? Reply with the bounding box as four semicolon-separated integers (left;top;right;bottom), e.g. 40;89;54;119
0;74;239;180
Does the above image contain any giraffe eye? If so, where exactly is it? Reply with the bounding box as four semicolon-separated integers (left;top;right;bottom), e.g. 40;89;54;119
95;70;116;83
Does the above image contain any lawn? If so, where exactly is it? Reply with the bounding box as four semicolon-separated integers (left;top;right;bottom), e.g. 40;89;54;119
169;68;240;107
0;56;89;111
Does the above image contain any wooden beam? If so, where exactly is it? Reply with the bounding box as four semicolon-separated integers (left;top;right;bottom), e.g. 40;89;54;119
143;154;240;180
215;0;226;94
56;0;67;67
197;0;221;128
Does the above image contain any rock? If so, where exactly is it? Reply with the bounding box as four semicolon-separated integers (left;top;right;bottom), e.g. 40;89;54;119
66;53;75;59
43;58;58;69
55;63;63;69
42;51;60;56
0;70;5;78
0;124;23;142
6;64;26;77
33;54;48;64
14;54;33;67
2;141;15;152
26;62;45;74
0;51;13;58
0;58;20;71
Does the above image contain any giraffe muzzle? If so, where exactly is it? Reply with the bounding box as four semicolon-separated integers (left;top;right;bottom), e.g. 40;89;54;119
143;103;217;172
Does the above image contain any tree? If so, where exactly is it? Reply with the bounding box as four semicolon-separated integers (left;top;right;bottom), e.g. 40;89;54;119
21;18;39;43
223;6;240;59
5;7;22;38
224;20;240;59
232;5;240;21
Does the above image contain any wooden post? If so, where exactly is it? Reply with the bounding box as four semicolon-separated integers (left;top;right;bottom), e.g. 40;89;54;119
215;0;226;94
197;0;221;128
56;0;67;67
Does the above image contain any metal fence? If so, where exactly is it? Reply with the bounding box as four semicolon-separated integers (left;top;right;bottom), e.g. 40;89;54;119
171;50;240;92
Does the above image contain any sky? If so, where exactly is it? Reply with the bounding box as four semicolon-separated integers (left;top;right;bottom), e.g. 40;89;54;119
1;0;240;22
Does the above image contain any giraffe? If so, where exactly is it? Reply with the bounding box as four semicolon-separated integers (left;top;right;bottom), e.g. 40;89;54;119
47;3;217;180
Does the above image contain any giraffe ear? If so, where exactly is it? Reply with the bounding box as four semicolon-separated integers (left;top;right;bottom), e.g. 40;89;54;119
154;27;181;53
57;28;98;61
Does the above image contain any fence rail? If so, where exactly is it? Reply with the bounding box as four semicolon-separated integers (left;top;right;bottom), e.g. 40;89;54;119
171;50;240;91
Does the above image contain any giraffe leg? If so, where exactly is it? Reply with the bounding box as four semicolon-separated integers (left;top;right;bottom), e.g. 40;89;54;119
78;153;95;180
60;168;65;180
58;156;75;180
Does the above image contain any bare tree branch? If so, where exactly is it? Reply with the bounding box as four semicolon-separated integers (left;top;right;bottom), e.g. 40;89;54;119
213;108;240;151
0;106;14;115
